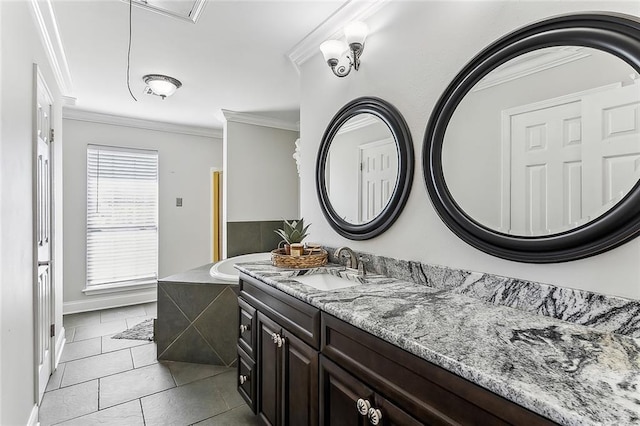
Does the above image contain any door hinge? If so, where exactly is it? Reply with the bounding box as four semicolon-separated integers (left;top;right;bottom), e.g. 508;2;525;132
50;324;55;338
50;128;55;143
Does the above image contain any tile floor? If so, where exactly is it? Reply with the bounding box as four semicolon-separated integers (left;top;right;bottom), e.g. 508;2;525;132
40;303;260;426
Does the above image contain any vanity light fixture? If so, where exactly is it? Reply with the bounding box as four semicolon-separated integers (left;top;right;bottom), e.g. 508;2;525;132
143;74;182;99
320;21;369;78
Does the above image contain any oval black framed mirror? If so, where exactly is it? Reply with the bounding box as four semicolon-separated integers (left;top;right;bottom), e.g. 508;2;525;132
317;97;414;240
423;12;640;263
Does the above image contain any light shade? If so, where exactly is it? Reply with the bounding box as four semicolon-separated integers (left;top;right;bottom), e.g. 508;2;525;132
320;40;348;62
344;21;369;46
143;74;182;98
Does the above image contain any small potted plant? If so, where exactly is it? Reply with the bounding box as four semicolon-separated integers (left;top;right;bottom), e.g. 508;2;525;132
274;218;310;255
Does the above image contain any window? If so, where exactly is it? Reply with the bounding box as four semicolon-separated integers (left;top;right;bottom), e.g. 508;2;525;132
86;145;158;289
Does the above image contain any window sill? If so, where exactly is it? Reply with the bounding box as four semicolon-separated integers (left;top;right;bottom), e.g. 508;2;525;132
83;280;157;296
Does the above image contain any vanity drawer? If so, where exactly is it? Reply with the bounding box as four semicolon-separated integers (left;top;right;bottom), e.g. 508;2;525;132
239;272;320;350
238;297;256;359
237;346;257;414
321;312;556;426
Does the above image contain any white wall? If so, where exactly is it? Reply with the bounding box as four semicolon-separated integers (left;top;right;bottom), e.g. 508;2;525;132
0;1;65;423
299;1;640;300
63;118;222;312
224;120;299;222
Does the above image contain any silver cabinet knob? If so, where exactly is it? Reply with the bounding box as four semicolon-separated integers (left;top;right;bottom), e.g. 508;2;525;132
271;332;278;343
239;324;249;334
368;407;382;425
356;398;371;416
239;374;248;385
276;334;284;348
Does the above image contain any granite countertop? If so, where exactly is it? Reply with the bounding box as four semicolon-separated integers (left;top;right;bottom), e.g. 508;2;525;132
235;261;640;426
159;263;227;284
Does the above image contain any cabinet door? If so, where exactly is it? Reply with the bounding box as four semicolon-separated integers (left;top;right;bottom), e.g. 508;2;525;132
282;330;318;426
258;312;282;426
320;355;372;426
373;394;424;426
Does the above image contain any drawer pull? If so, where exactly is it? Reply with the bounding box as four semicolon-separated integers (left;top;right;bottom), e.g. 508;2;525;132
240;324;250;333
271;332;283;347
239;374;249;385
356;398;371;416
368;407;382;425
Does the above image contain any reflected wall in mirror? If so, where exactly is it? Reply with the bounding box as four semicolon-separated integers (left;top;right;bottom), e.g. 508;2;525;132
326;113;399;224
423;12;640;262
443;46;640;236
317;97;413;240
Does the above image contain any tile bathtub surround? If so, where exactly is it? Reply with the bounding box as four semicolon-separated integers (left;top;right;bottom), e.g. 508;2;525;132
227;220;294;257
325;246;640;338
156;272;239;366
235;261;640;426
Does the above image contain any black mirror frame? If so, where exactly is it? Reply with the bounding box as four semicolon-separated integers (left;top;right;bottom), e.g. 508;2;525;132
317;97;414;240
423;12;640;263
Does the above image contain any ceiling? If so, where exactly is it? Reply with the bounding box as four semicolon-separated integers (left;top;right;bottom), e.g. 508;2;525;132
52;0;354;131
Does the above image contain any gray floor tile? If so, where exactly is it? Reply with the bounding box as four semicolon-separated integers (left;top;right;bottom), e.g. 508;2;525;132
66;327;77;343
141;376;229;426
101;305;147;323
99;363;176;409
57;400;144;426
45;363;66;392
38;380;98;426
102;334;149;353
60;337;101;363
126;315;155;329
63;311;101;328
73;319;127;341
131;343;158;368
61;349;133;387
212;370;245;409
193;405;259;426
165;361;231;386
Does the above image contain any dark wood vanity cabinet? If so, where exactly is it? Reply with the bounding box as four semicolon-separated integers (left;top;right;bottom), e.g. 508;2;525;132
238;273;320;426
238;272;556;426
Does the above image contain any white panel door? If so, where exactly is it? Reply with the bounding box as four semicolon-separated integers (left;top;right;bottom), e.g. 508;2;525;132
358;138;398;223
582;82;640;219
510;101;582;235
35;67;54;403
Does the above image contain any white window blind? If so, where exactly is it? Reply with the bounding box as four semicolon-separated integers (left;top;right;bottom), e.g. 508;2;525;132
86;145;158;288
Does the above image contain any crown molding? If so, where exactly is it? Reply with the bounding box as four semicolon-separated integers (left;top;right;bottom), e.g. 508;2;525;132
29;0;75;101
286;0;391;71
337;114;379;134
63;108;223;138
473;46;591;92
221;110;300;132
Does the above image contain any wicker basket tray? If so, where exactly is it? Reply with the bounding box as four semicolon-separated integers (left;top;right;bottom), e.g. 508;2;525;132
271;248;328;269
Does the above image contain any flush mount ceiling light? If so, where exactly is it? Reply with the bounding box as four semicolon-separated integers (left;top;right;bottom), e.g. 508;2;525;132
143;74;182;99
320;21;369;78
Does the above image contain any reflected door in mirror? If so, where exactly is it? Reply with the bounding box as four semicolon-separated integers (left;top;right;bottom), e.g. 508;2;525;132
443;46;640;236
326;114;399;225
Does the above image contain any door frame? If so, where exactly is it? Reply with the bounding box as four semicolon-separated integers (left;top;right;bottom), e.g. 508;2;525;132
499;82;622;232
32;63;56;404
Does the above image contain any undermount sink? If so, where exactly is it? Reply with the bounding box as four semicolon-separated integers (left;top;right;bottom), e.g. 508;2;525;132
294;271;362;291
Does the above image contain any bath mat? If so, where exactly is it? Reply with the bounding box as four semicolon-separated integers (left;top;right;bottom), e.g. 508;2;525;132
111;319;155;341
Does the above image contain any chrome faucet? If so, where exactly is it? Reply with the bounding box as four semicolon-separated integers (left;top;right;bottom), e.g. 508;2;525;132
334;247;358;270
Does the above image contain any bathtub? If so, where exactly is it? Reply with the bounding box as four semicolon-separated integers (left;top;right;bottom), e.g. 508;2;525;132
209;252;272;282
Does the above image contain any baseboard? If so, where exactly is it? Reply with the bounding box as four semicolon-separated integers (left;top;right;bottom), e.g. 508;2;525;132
54;327;66;367
28;403;39;426
63;290;157;314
